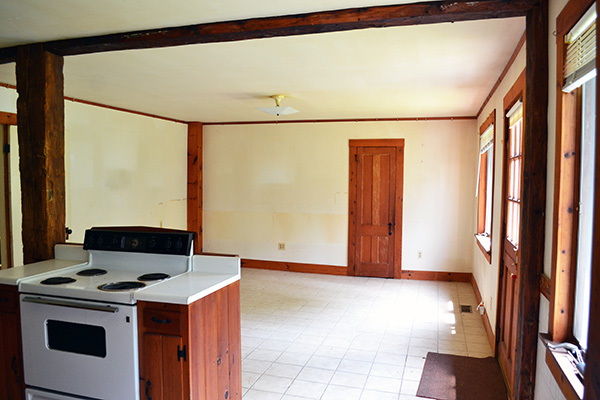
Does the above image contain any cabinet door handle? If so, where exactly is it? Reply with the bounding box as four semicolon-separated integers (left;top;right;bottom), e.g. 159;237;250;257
145;379;152;400
388;222;393;236
150;316;172;324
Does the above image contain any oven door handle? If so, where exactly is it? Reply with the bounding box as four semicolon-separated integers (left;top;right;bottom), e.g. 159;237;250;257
22;296;120;313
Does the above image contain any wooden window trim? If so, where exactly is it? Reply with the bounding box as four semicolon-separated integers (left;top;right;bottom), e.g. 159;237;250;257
476;110;496;263
549;0;594;344
547;0;595;399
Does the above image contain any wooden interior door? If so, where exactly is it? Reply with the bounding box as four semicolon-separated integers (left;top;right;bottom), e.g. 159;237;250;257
497;106;523;395
349;140;404;278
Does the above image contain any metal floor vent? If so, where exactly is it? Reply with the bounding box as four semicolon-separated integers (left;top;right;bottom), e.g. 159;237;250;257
460;305;473;313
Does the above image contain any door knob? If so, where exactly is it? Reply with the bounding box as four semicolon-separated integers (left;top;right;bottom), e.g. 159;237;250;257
510;273;517;280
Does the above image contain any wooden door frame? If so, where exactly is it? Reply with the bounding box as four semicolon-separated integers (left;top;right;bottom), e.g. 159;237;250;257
0;111;16;270
496;68;525;397
348;139;404;279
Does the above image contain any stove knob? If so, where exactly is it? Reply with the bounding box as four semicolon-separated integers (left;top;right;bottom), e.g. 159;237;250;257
148;238;157;248
165;239;172;249
175;240;183;250
97;237;104;246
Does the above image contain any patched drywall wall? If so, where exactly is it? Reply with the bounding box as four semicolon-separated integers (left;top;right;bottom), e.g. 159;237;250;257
64;102;188;243
0;86;187;263
204;119;477;271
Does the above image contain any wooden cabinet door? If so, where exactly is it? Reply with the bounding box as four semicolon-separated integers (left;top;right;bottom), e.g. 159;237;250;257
354;146;397;278
0;287;24;400
141;333;187;400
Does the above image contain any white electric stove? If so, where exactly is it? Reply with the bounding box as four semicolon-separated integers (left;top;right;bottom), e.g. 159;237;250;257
19;227;195;400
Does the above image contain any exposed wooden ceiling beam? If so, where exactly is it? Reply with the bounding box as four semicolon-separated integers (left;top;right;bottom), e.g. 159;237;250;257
0;0;537;64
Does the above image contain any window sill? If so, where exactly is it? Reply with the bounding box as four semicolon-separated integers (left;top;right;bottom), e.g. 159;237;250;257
475;234;492;263
540;333;583;400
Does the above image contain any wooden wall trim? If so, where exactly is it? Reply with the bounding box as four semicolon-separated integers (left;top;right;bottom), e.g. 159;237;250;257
0;111;16;125
187;122;203;253
477;32;526;118
203;116;475;126
0;0;538;63
513;2;548;399
471;274;496;353
400;270;471;282
63;96;187;124
1;81;186;124
241;259;347;276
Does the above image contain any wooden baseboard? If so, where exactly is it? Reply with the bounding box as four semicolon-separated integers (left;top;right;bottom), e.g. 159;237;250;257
470;274;496;354
241;259;347;276
400;270;471;282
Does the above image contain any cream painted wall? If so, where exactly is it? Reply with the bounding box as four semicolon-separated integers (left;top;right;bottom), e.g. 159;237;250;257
204;120;477;271
64;101;188;243
0;86;188;262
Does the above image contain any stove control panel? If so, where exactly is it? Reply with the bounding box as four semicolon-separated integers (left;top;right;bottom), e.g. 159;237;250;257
83;228;194;255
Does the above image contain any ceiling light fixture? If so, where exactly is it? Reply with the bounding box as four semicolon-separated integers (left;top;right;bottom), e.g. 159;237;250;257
258;95;299;116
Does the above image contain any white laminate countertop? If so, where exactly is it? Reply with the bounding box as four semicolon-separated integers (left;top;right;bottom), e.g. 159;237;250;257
134;272;240;305
0;259;87;286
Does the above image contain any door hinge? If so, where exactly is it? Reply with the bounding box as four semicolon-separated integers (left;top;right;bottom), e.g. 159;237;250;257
177;345;187;362
3;144;9;154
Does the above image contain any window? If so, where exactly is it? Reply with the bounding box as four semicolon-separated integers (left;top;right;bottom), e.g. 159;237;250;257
548;1;596;398
475;111;495;261
505;101;523;248
572;75;595;350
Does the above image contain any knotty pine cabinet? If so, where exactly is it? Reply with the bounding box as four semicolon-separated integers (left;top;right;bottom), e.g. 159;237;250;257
0;285;25;400
138;281;241;400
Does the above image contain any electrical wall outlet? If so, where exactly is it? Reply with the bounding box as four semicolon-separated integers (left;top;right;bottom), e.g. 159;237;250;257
417;251;423;259
278;242;286;250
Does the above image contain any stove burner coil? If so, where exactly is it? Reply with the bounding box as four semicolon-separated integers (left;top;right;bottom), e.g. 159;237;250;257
76;268;108;277
40;277;77;285
97;281;147;291
137;273;171;281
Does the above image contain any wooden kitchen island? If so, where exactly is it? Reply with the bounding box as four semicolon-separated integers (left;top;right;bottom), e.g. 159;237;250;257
138;280;241;400
0;245;242;400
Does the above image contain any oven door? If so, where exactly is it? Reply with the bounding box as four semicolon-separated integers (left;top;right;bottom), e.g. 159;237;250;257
20;295;139;399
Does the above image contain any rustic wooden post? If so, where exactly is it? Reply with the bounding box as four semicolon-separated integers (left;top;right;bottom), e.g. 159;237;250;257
16;44;66;264
513;1;548;399
187;122;203;253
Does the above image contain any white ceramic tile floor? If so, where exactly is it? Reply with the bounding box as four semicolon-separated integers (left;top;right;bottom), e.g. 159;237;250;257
240;269;493;399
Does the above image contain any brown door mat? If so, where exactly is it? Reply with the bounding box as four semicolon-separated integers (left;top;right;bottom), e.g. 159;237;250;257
417;352;508;400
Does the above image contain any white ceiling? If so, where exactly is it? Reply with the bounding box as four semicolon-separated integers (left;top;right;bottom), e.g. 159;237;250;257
0;1;525;122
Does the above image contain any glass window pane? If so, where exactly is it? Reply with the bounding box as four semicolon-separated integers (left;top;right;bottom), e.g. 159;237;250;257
574;76;596;350
485;149;494;234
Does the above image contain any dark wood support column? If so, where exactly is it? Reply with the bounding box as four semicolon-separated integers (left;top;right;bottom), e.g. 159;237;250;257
187;122;203;253
513;1;548;399
16;44;66;264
